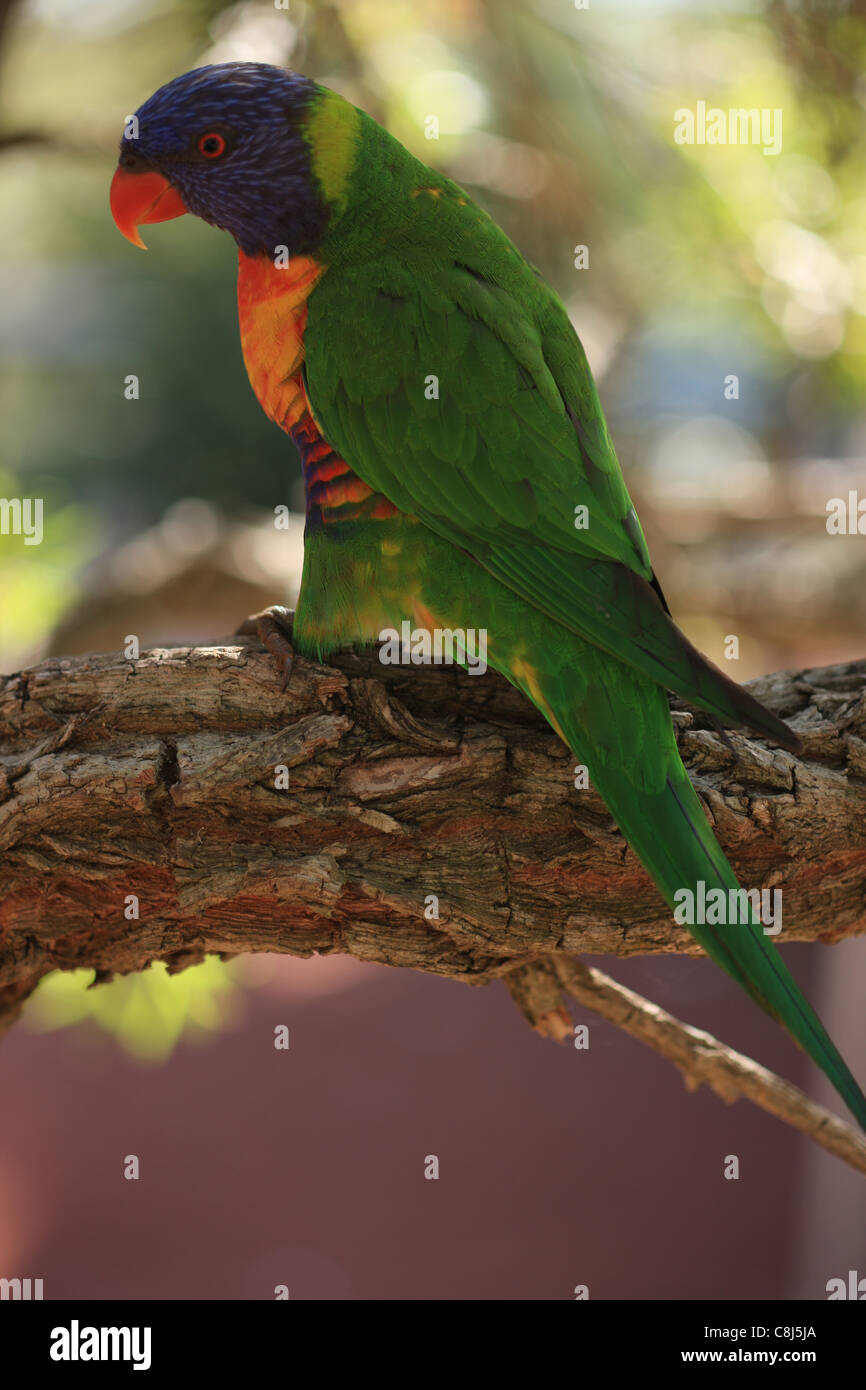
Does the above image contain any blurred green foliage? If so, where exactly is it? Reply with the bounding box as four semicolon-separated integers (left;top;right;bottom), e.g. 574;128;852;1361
23;955;246;1061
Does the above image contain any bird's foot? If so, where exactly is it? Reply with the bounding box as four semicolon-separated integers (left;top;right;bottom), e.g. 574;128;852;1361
235;605;296;690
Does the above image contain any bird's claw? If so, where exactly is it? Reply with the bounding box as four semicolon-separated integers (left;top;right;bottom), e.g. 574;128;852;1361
235;605;296;689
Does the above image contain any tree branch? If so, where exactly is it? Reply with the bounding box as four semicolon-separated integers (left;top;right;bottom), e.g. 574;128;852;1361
546;957;866;1176
2;644;865;1092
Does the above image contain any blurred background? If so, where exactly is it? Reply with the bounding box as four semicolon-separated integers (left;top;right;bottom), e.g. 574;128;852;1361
1;0;865;1299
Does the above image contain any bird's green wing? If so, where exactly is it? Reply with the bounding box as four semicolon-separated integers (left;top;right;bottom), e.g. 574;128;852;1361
304;253;795;747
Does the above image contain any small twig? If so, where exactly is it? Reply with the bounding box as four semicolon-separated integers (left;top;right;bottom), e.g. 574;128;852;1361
504;958;574;1040
549;955;866;1177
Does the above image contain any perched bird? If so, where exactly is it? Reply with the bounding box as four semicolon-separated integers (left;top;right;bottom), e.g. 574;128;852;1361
111;61;866;1126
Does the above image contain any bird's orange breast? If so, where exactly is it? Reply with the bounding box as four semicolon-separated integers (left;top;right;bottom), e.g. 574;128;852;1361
236;250;324;432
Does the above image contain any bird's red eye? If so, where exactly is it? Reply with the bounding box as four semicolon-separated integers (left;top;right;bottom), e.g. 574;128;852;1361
197;132;226;159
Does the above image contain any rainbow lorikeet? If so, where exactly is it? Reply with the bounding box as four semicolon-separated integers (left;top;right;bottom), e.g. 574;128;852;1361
110;61;865;1127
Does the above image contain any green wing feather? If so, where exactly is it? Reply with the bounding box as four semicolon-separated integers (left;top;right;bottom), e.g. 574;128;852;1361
306;253;797;749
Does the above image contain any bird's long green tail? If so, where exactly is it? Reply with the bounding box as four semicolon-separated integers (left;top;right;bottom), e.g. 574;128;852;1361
589;749;866;1129
503;632;866;1131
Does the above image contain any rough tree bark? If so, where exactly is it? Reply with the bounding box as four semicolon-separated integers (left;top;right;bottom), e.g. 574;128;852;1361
2;640;865;1025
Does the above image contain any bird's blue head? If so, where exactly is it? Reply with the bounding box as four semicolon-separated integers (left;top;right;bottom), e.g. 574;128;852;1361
110;62;330;257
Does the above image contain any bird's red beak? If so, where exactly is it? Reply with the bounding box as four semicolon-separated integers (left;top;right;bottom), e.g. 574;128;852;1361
110;166;188;249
